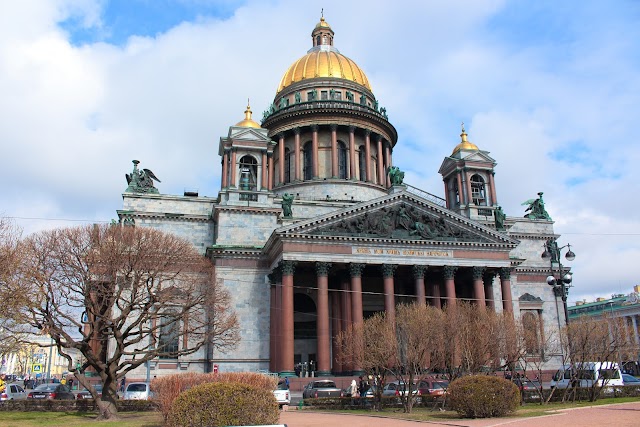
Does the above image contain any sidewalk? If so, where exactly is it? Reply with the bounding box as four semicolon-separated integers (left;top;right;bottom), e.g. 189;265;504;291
279;401;640;427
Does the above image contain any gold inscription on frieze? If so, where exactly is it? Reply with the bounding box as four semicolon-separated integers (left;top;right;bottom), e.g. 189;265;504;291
351;247;452;257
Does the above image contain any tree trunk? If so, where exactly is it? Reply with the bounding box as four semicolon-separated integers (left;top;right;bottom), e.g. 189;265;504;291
96;382;120;420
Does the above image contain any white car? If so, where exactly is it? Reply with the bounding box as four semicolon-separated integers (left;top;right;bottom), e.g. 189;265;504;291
1;383;28;400
273;381;290;406
123;382;152;400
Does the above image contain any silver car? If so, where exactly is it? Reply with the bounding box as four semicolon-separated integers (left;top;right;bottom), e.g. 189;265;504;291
123;382;152;400
1;383;28;400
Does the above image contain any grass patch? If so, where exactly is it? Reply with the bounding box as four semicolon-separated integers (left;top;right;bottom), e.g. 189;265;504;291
3;411;163;427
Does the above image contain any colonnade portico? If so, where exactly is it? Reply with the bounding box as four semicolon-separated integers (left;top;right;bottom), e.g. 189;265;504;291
269;259;514;376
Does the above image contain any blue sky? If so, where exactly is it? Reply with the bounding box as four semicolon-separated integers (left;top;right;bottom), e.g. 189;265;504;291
61;0;246;45
1;0;639;305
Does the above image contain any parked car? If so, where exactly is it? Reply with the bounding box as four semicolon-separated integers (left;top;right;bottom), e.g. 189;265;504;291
382;380;421;403
76;384;103;400
1;383;28;400
551;362;624;389
302;380;343;399
417;378;449;399
512;378;542;399
27;383;75;400
622;374;640;385
123;382;152;400
273;380;290;406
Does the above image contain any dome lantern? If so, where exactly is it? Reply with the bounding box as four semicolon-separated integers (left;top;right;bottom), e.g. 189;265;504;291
234;100;261;129
451;122;479;155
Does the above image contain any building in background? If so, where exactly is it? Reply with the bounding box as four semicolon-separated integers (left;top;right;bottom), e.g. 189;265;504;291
118;17;568;378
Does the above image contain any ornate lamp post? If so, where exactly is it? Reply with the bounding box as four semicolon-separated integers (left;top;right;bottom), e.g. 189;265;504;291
542;240;576;327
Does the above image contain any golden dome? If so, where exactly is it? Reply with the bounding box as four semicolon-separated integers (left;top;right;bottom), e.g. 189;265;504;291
452;123;479;155
277;50;371;93
315;16;332;30
235;101;261;128
276;16;371;94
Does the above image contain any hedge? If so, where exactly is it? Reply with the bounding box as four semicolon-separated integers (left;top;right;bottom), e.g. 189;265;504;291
448;375;520;418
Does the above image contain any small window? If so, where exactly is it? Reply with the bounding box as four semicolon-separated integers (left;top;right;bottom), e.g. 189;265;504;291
321;91;328;100
334;91;342;100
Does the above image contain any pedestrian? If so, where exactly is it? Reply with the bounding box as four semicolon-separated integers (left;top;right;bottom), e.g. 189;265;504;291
284;376;290;388
120;376;126;393
349;379;358;405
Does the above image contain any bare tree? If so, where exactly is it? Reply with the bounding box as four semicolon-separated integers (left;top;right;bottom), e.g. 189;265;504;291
336;311;395;411
5;224;239;420
564;315;639;402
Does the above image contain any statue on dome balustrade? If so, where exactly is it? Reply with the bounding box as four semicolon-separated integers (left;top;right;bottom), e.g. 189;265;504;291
494;205;506;231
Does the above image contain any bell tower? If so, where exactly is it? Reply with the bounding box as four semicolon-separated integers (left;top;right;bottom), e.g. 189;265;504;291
438;124;500;222
218;102;276;205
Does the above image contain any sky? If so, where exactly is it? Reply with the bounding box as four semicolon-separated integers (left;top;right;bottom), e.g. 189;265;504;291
1;0;639;305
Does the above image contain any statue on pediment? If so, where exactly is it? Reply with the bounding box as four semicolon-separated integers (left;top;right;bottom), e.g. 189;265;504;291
522;192;552;220
387;166;405;185
494;205;506;231
282;193;294;218
125;160;160;194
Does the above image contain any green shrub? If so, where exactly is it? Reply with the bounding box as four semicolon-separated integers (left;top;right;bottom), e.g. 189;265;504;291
152;371;277;421
448;375;520;418
167;381;279;427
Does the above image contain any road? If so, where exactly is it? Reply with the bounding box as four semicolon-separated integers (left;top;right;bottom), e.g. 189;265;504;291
279;401;640;427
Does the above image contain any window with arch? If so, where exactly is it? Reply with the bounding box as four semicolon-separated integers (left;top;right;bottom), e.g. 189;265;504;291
238;155;257;191
303;142;313;180
358;146;366;181
158;313;180;359
471;174;487;205
284;148;291;183
521;311;542;354
338;141;347;179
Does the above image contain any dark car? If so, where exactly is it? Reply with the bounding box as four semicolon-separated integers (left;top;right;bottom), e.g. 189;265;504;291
417;378;449;399
302;380;343;399
622;374;640;385
27;383;75;400
512;378;541;399
76;384;103;400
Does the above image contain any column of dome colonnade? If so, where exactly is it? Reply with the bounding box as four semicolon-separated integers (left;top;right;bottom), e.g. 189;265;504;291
271;262;509;376
269;124;394;187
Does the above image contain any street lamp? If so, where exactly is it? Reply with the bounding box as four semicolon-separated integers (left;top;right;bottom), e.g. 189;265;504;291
542;239;576;327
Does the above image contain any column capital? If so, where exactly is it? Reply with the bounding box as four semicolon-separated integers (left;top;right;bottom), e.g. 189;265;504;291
483;269;498;284
381;264;397;278
329;124;338;131
472;266;486;280
311;124;319;132
348;125;356;133
375;134;383;142
267;266;282;284
412;265;427;279
280;260;297;276
293;127;301;135
315;262;332;277
364;129;371;136
277;132;285;140
499;267;512;280
443;265;458;280
349;263;365;278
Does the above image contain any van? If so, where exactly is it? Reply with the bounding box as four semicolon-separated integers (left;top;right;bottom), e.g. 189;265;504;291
123;382;152;400
551;362;624;389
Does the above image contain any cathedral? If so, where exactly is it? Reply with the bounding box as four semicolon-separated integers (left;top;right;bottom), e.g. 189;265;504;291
118;16;563;378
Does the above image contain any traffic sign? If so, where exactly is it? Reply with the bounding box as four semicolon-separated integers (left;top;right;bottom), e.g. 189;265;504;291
32;364;42;373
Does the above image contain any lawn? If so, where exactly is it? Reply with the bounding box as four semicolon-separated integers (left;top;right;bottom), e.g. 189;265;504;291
2;411;163;427
3;397;640;426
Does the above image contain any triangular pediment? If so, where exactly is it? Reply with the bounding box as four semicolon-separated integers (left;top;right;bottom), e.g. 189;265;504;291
438;150;496;175
275;191;518;246
228;127;271;141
